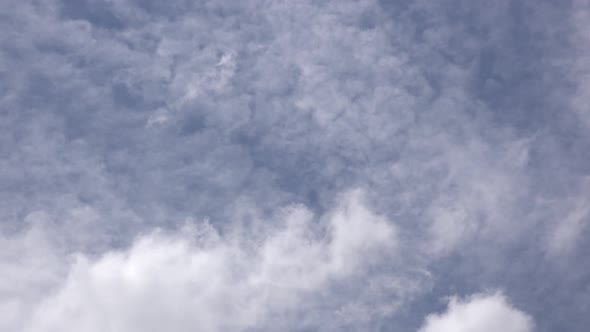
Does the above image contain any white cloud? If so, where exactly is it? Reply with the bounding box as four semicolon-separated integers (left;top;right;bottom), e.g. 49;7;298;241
17;190;405;332
418;292;534;332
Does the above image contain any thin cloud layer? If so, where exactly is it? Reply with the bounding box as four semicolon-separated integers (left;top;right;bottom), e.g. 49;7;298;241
1;0;589;331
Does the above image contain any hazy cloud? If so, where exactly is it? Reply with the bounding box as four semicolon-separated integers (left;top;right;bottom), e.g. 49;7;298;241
1;0;590;330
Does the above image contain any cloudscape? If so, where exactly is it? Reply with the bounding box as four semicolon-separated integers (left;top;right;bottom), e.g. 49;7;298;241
1;0;590;331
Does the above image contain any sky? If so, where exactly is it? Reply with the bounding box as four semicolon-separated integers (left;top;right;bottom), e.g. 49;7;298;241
1;0;590;331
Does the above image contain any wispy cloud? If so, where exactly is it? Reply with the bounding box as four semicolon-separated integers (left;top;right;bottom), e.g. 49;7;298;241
1;0;589;330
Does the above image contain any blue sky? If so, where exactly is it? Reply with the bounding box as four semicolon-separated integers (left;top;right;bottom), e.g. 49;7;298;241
1;0;589;331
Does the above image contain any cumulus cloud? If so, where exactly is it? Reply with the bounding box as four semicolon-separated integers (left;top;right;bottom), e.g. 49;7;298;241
6;190;413;332
418;292;534;332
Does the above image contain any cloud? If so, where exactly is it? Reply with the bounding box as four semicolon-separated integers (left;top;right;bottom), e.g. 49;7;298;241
570;0;590;129
11;190;413;332
1;0;590;330
544;182;590;256
418;292;534;332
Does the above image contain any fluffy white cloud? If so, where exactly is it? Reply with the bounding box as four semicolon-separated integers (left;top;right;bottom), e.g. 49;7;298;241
13;190;407;332
418;292;534;332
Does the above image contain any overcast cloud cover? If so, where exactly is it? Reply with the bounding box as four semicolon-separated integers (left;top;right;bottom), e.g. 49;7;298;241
1;0;590;331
